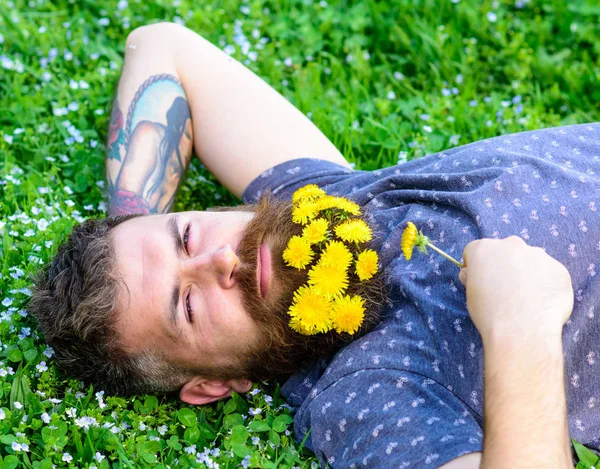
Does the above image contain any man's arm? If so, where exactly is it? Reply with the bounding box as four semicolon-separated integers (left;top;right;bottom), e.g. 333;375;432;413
447;236;574;469
107;23;351;214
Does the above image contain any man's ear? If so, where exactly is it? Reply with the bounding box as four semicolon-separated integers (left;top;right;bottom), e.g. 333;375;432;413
179;377;253;406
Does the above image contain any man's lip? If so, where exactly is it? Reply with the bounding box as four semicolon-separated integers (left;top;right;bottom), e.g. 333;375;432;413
259;243;271;299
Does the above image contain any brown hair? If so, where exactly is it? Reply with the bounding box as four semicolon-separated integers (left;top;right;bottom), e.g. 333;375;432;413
29;215;201;397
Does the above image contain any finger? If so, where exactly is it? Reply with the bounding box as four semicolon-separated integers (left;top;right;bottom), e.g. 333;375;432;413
461;239;480;267
459;267;468;286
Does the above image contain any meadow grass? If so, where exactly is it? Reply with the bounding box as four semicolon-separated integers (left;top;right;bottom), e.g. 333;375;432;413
1;0;600;467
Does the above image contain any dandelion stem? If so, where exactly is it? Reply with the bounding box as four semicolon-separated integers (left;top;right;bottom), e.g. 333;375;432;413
425;242;464;268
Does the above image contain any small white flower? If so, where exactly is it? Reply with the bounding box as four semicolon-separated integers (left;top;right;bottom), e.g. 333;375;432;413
98;18;110;26
387;91;396;100
62;452;73;463
2;298;13;307
157;425;168;435
94;452;105;463
4;135;14;144
14;401;23;409
283;57;293;67
487;12;497;22
41;412;50;423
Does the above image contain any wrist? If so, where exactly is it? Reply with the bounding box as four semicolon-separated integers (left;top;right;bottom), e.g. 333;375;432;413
482;325;565;370
480;319;564;352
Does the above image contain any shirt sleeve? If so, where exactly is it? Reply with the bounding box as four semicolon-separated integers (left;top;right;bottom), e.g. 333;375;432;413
241;158;362;204
297;369;483;468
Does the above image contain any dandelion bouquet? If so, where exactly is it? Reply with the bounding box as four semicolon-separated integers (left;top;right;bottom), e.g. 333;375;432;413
283;185;379;336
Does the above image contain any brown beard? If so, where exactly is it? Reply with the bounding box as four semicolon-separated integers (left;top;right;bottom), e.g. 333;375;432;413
195;192;386;382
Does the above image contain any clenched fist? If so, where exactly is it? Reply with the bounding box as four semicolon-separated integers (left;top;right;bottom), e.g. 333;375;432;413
459;236;574;343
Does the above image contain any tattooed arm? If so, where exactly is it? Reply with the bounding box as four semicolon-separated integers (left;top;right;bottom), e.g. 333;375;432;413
107;61;193;214
106;22;351;214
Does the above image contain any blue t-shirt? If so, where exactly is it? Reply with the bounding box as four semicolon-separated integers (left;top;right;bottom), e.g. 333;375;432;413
242;123;600;468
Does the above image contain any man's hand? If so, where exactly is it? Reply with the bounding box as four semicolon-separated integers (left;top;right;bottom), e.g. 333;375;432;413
458;236;574;469
459;235;574;342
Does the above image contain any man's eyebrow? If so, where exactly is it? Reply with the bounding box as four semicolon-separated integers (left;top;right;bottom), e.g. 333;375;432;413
166;214;185;344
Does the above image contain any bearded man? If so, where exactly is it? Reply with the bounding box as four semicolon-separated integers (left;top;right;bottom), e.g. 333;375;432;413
30;23;593;468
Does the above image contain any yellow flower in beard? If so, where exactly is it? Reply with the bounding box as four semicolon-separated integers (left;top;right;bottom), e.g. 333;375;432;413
330;295;365;334
283;236;313;269
287;286;333;335
302;218;329;245
292;184;326;204
292;200;318;225
308;262;349;299
319;240;353;270
335;219;372;243
355;249;379;281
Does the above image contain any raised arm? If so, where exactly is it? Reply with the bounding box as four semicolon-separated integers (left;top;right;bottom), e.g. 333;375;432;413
106;22;351;214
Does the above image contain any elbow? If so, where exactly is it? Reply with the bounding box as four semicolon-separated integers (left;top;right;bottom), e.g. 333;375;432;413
125;22;191;49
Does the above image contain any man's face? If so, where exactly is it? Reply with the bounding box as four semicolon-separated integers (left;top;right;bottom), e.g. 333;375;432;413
111;195;384;383
110;196;313;381
112;209;261;373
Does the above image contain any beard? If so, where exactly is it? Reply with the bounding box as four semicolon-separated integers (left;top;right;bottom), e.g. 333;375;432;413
189;192;386;383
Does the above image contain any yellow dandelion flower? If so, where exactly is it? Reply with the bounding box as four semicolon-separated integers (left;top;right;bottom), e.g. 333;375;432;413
335;219;372;243
355;249;379;281
283;236;313;269
292;200;318;225
401;222;419;260
292;184;326;204
302;218;329;245
287;286;333;335
315;195;361;216
308;263;349;299
314;195;343;212
400;221;464;267
330;295;365;334
336;198;361;216
319;240;353;270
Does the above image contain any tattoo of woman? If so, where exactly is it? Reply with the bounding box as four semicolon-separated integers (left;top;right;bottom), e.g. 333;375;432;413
107;75;193;215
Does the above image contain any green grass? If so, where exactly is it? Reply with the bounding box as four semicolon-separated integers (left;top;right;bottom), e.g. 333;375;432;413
1;0;600;467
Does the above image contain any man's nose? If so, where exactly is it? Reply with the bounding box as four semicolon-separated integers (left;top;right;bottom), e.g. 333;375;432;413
183;244;240;289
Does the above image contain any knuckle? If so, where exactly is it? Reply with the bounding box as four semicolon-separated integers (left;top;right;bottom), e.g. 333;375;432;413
506;235;524;245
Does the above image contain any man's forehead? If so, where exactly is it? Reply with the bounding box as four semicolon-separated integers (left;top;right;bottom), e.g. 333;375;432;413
111;213;183;349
